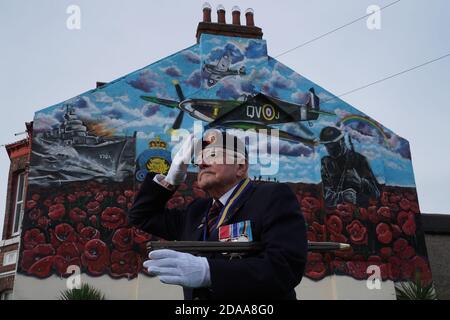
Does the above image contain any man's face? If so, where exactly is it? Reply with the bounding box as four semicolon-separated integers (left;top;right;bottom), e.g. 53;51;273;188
325;139;346;159
196;147;247;191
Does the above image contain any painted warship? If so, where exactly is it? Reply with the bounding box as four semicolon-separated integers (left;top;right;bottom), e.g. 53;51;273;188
36;104;136;177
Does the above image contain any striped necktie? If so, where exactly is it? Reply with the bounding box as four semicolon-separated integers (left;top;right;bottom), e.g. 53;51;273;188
207;200;223;236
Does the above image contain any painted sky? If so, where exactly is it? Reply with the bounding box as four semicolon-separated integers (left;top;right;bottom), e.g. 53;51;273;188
31;31;417;188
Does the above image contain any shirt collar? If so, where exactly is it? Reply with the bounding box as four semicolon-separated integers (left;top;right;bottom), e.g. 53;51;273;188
214;182;240;206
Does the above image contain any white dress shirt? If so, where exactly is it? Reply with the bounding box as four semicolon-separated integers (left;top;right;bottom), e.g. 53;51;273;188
215;182;239;206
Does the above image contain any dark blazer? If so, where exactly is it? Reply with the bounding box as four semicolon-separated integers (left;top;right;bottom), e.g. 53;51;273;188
128;173;308;300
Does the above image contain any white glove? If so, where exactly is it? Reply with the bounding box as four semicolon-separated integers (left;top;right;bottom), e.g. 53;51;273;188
143;249;211;288
165;133;196;186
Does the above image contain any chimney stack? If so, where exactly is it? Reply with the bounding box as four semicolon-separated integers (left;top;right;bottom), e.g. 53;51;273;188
245;8;255;27
232;6;241;25
202;2;212;23
196;4;263;42
217;4;226;24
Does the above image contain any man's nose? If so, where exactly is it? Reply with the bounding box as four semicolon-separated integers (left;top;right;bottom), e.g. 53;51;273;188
199;163;210;170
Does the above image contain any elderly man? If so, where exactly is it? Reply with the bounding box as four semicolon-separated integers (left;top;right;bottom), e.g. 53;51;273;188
128;130;307;300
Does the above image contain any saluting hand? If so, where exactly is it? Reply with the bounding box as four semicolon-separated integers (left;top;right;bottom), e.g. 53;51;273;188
164;133;196;186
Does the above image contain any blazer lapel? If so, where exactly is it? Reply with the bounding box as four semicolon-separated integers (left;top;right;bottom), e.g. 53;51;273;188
189;198;213;241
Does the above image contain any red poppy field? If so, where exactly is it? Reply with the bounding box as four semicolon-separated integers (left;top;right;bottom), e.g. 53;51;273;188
18;177;432;285
288;182;432;285
20;180;152;279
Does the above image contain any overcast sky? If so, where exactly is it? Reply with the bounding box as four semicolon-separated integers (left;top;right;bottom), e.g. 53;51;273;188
1;0;449;238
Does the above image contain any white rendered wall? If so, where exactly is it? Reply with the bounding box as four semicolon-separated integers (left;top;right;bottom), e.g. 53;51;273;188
13;274;395;300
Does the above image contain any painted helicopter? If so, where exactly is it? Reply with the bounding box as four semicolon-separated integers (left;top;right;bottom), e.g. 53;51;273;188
202;48;246;87
141;81;335;146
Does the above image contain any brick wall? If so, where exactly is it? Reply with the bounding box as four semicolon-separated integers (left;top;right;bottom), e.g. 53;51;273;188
2;154;29;240
1;126;32;298
424;234;450;300
0;275;15;295
0;242;19;295
0;242;19;274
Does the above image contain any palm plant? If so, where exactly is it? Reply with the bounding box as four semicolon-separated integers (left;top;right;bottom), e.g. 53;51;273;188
395;273;437;300
59;283;106;300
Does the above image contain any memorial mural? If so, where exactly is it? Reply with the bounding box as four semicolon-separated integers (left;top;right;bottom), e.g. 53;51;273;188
17;33;432;288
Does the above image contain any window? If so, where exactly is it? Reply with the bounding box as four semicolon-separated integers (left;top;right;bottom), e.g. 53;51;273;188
12;172;26;236
3;251;18;266
0;290;13;300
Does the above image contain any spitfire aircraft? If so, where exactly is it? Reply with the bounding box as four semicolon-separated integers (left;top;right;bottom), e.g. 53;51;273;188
141;81;335;146
202;48;246;87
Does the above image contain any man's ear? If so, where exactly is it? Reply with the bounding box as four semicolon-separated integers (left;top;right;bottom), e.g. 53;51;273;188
236;162;249;178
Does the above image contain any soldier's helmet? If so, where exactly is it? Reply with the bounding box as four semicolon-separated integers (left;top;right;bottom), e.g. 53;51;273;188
319;126;344;144
319;126;347;159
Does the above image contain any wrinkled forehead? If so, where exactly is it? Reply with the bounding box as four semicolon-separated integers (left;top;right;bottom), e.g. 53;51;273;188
194;146;246;165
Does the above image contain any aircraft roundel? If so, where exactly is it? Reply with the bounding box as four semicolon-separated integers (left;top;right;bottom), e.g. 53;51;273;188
262;104;276;121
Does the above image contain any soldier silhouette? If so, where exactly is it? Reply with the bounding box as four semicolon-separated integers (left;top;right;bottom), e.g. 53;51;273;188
319;126;380;208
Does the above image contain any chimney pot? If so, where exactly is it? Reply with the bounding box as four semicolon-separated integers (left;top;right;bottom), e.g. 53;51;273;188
232;6;241;25
196;4;263;42
202;2;212;23
245;8;255;26
217;4;226;24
